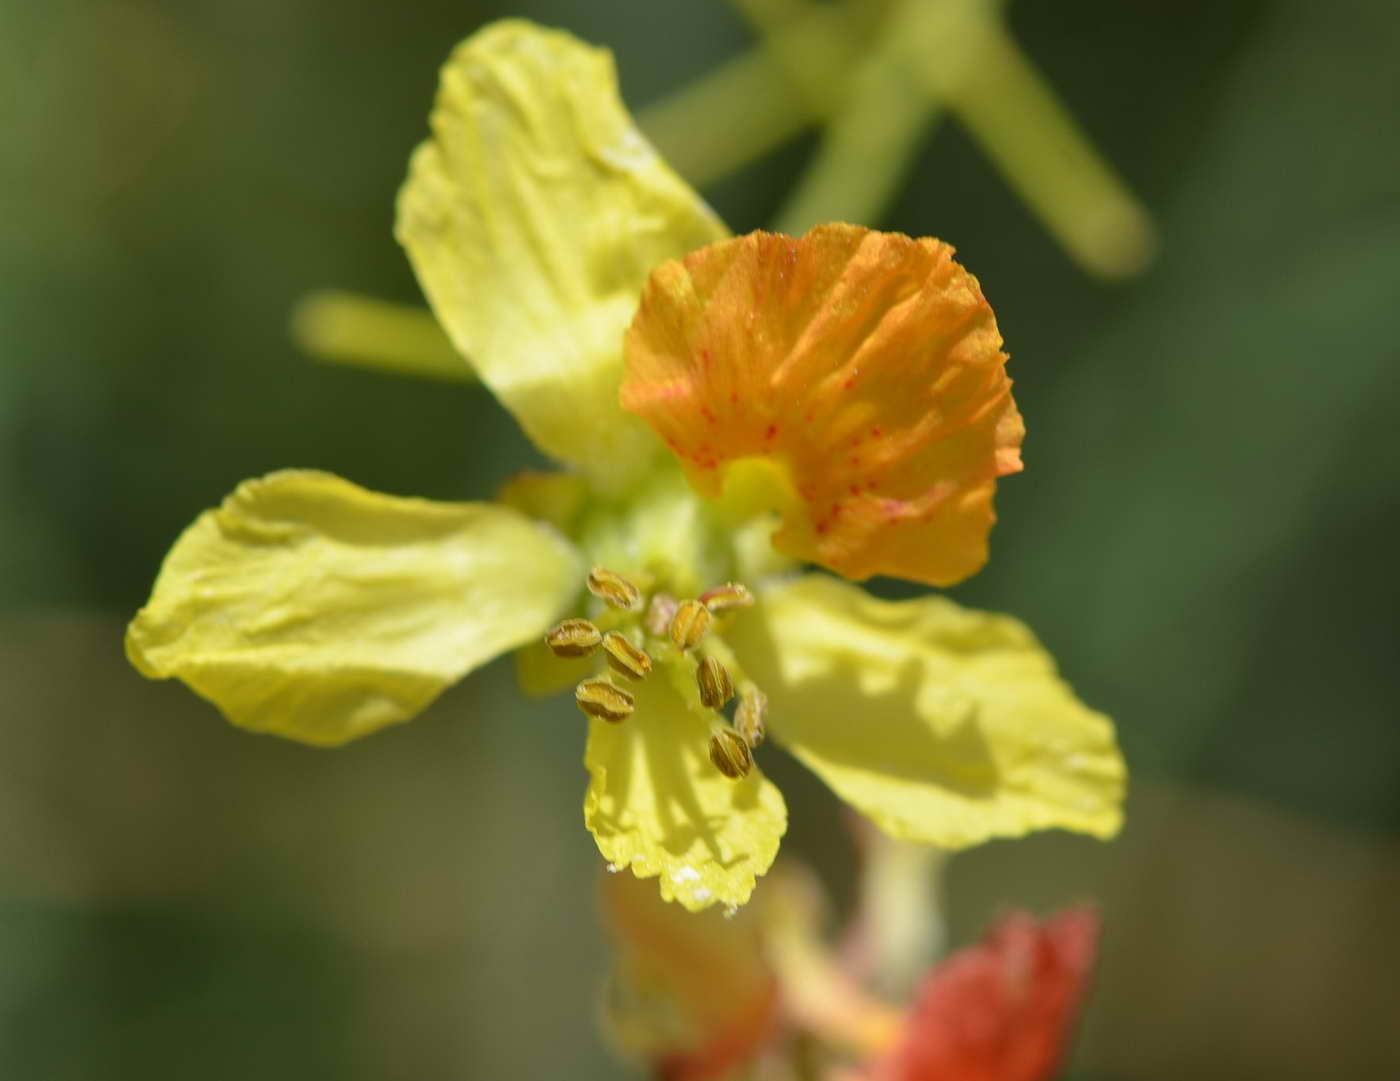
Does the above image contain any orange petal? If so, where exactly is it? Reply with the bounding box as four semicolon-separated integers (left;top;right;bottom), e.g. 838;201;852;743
621;225;1024;586
872;907;1099;1081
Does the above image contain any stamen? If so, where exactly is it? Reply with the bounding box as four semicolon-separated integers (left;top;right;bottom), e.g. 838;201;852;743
696;655;735;710
575;678;635;723
736;687;768;748
587;567;642;611
602;632;652;681
644;591;679;637
709;728;753;780
545;618;602;658
698;581;754;614
668;599;712;650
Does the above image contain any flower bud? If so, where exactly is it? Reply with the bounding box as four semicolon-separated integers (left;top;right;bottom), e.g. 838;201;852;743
576;678;635;723
709;728;753;779
669;599;712;650
644;591;679;637
699;581;754;614
696;655;734;710
587;567;642;611
545;618;602;658
602;632;652;681
735;687;768;748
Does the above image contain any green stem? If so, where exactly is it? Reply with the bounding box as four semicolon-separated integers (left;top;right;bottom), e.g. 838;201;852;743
638;1;871;186
637;50;813;188
289;290;475;383
772;0;941;233
939;16;1157;278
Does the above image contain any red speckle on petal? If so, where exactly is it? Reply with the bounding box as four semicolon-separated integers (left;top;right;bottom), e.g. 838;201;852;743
620;225;1023;588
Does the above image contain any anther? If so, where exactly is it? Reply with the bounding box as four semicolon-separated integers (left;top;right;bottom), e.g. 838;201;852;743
587;567;642;611
668;599;712;650
602;632;652;681
575;678;635;723
736;687;768;748
644;591;679;637
699;582;754;615
709;728;753;780
696;655;734;710
545;618;602;658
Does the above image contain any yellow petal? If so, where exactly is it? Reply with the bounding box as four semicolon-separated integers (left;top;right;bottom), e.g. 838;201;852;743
584;676;787;911
495;469;590;533
396;19;728;482
726;575;1124;846
622;226;1023;586
126;470;583;746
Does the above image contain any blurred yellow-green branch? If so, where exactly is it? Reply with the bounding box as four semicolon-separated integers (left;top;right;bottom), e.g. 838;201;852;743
636;1;867;186
936;12;1156;278
767;0;943;235
293;1;1154;380
290;290;473;383
641;0;1156;278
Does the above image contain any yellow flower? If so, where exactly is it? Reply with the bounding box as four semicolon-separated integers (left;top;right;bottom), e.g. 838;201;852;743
126;19;1124;912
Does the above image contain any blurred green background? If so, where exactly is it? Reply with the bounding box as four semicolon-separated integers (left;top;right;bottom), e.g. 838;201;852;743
3;0;1398;1077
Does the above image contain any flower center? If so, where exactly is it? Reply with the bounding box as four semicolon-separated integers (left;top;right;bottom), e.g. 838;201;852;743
545;566;768;779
